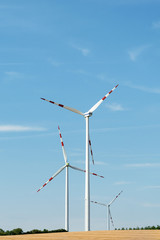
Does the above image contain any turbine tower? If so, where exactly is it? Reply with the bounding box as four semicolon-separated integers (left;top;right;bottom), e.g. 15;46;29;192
91;190;123;230
37;126;104;232
41;84;118;231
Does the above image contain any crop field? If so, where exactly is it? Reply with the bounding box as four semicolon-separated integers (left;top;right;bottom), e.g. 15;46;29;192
0;230;160;240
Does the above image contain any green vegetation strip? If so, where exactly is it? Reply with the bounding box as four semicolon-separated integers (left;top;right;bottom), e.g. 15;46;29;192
0;228;67;236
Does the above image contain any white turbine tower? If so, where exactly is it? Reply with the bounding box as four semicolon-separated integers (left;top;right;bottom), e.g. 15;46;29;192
37;125;104;232
91;190;123;230
41;84;118;231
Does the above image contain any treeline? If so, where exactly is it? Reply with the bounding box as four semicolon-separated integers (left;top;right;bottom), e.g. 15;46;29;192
0;228;66;235
115;225;160;230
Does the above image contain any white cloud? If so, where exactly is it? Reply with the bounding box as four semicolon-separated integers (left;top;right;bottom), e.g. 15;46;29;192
105;0;159;6
125;163;160;168
81;48;90;56
152;20;160;29
0;132;58;141
0;5;18;9
91;124;160;134
106;102;125;111
5;71;21;77
0;125;46;132
0;63;23;66
0;5;23;9
143;203;160;208
48;58;62;67
75;160;107;166
144;185;160;189
69;153;83;157
4;71;23;81
71;44;90;56
114;181;132;185
96;74;115;83
128;45;150;61
123;81;160;94
94;161;108;166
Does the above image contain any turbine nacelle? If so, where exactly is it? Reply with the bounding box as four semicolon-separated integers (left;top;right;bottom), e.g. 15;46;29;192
84;112;93;118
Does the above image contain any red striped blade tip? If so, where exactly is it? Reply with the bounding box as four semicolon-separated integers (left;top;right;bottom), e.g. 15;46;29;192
102;96;106;100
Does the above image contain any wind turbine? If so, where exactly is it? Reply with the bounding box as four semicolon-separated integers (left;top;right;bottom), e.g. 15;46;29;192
41;84;118;231
37;125;104;232
91;190;123;230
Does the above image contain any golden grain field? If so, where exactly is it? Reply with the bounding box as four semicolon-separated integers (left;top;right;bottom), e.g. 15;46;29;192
0;230;160;240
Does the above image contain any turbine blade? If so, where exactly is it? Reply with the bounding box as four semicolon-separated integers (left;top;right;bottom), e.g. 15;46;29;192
109;207;115;228
88;84;119;113
69;164;84;173
69;164;104;178
37;165;66;192
108;190;123;206
91;200;107;207
41;98;84;116
58;125;67;164
89;135;94;165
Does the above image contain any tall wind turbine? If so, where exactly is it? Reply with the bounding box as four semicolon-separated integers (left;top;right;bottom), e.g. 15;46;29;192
91;190;123;230
37;126;104;232
41;84;118;231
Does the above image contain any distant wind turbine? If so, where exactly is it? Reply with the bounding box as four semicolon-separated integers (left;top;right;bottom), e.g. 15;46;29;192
41;84;118;231
91;190;123;230
37;126;104;232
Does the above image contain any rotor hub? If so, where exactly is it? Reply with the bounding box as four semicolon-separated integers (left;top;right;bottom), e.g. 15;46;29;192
84;112;92;118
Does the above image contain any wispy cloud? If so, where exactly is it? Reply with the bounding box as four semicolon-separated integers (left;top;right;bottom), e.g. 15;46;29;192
70;69;93;77
123;81;160;94
144;185;160;189
71;44;90;56
75;160;108;166
96;74;114;83
128;45;150;61
0;63;24;66
91;124;160;134
0;125;46;132
69;148;84;157
5;71;21;77
4;71;23;81
94;161;108;166
152;20;160;29
114;181;132;185
105;102;125;111
143;203;160;208
0;132;58;141
105;0;160;6
0;5;22;9
68;69;116;85
80;48;90;56
125;163;160;168
48;58;62;67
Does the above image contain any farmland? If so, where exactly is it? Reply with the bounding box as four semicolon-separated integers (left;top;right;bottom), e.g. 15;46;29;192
0;230;160;240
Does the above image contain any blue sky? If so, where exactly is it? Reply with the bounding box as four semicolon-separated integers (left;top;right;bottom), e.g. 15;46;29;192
0;0;160;232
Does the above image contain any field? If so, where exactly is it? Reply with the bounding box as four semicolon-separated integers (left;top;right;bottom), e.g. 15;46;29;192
0;230;160;240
